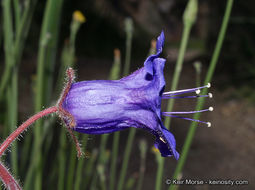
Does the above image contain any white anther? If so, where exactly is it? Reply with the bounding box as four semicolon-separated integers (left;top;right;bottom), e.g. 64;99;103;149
160;137;166;143
196;89;201;94
207;122;211;127
209;107;213;111
208;93;213;98
207;83;211;88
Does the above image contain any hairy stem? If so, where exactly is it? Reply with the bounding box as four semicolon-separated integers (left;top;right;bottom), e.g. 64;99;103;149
0;162;21;190
0;106;58;190
0;106;57;156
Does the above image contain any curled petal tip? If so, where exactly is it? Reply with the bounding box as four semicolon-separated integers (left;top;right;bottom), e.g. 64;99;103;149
156;31;165;54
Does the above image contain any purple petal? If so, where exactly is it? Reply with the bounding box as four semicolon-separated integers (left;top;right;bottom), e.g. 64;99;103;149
144;31;165;76
156;31;165;54
154;127;179;160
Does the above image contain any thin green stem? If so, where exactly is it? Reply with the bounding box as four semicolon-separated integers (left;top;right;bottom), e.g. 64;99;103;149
136;140;147;190
74;135;88;190
14;0;37;64
24;117;57;190
33;10;49;190
57;130;67;190
90;112;110;187
31;0;63;189
43;0;64;105
0;18;2;49
12;0;38;176
2;0;19;178
2;0;13;61
98;135;109;189
123;18;133;76
0;0;37;100
117;128;136;190
1;0;14;101
155;0;199;188
109;131;120;190
123;34;132;76
193;61;202;86
116;18;134;190
40;1;64;188
165;24;192;129
90;170;98;190
66;146;77;190
13;0;21;30
169;1;234;189
155;21;193;190
84;150;98;189
7;69;18;176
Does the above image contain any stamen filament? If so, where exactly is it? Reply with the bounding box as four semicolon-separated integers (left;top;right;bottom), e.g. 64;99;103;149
163;107;213;115
162;94;211;99
162;114;211;126
163;83;211;96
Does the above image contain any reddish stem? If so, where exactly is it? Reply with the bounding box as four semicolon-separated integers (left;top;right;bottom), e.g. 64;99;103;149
0;106;57;190
0;106;57;156
0;162;21;190
57;68;76;127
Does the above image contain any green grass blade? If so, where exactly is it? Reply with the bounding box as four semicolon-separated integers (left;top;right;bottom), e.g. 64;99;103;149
0;18;2;48
117;128;136;190
57;130;67;190
0;0;37;100
2;0;19;178
6;69;18;176
29;0;64;189
123;18;133;76
84;149;98;189
109;131;120;189
13;0;21;30
14;0;38;64
74;134;88;190
66;146;77;190
1;0;14;100
136;140;147;190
